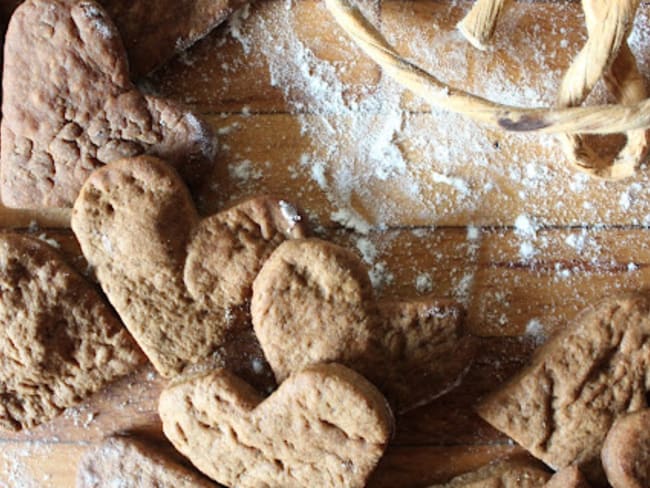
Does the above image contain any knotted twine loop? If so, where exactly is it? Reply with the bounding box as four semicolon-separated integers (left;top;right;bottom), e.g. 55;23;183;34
325;0;650;180
458;0;648;179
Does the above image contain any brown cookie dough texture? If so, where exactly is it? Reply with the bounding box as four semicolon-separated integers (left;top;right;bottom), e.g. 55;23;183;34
0;0;244;78
476;293;650;483
601;409;650;488
72;155;307;377
251;238;474;412
77;435;215;487
429;454;551;487
545;466;591;488
159;363;393;488
105;0;247;78
0;234;143;431
1;0;216;208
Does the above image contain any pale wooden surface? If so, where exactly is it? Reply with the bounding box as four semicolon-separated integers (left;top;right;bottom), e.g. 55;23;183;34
2;1;650;486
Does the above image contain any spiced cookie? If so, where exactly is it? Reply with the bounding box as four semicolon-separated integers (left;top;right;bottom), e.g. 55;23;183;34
252;238;474;411
77;435;215;487
476;293;650;482
601;409;650;488
429;454;551;487
0;234;143;431
1;0;216;208
72;155;306;377
159;363;392;488
545;466;591;488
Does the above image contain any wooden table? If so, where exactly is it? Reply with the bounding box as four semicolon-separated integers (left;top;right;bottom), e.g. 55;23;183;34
2;1;650;486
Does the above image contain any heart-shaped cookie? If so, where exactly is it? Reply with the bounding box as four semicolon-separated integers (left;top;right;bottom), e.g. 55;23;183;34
159;363;393;488
477;293;650;483
0;233;143;431
71;155;307;377
1;0;216;208
251;238;475;412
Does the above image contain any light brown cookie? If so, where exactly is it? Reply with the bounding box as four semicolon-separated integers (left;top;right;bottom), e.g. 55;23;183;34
601;409;650;488
1;0;216;208
72;155;307;377
545;466;591;488
77;435;215;487
476;293;650;483
0;233;143;431
159;363;393;488
251;238;474;412
428;454;551;487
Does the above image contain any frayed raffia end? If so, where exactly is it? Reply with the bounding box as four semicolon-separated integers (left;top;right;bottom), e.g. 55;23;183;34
325;0;650;180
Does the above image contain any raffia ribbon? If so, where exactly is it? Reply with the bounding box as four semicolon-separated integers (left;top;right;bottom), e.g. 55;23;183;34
325;0;650;179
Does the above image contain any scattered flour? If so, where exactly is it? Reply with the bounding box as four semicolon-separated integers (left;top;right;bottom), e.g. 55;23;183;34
279;200;302;230
415;273;434;293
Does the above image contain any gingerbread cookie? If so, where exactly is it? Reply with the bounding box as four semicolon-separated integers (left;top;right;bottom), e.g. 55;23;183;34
251;238;474;411
0;234;143;431
72;155;306;377
601;409;650;488
159;363;392;488
0;0;244;78
429;454;551;487
476;293;650;482
1;0;216;208
545;466;591;488
77;435;215;487
104;0;247;78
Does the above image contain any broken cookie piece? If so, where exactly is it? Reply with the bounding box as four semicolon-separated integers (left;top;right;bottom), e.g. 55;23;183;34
476;293;650;483
0;234;143;431
252;238;474;412
72;155;307;377
77;435;216;487
601;409;650;488
428;453;551;487
159;363;392;488
1;0;216;208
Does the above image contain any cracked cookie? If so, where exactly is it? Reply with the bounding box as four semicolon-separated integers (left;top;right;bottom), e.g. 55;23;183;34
1;0;216;208
159;363;392;488
601;409;650;488
476;293;650;483
251;238;474;412
77;435;216;487
0;233;143;431
72;155;307;377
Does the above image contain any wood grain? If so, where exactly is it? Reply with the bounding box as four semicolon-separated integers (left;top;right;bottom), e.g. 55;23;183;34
2;0;650;486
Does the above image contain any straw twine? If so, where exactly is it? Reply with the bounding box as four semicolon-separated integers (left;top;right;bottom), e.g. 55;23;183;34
325;0;650;179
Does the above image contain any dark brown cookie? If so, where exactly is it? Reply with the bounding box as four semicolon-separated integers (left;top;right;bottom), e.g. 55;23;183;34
72;155;307;377
601;409;650;488
1;0;216;208
104;0;247;78
159;363;393;488
476;293;650;483
77;435;216;487
251;238;474;412
0;0;244;77
0;233;143;431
